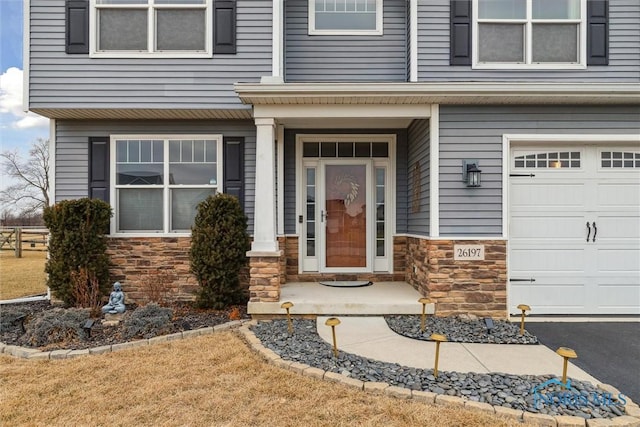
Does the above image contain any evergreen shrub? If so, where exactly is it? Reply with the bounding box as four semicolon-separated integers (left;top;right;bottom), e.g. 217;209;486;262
44;198;112;306
190;193;250;309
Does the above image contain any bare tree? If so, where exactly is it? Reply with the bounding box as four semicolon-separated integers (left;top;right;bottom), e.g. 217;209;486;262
0;138;50;215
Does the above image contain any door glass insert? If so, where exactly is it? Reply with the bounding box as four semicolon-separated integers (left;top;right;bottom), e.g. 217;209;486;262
306;168;316;257
375;167;385;257
325;164;366;268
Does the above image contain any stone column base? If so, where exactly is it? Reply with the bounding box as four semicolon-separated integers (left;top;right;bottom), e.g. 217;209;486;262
248;251;284;302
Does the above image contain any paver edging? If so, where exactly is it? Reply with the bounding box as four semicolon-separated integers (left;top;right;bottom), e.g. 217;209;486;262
239;325;640;426
0;318;247;360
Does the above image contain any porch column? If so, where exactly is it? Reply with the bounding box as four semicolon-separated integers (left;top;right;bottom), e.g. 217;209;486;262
250;118;279;253
248;118;282;304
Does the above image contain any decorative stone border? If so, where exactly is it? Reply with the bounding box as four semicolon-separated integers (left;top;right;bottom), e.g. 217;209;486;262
237;321;640;427
0;320;249;360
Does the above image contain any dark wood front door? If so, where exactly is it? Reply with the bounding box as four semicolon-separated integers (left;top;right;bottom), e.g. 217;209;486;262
324;164;367;267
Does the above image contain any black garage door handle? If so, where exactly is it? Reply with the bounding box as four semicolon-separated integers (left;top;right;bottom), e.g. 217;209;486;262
586;222;591;242
592;222;597;242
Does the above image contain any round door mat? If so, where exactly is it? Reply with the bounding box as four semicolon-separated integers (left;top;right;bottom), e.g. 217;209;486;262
319;281;373;288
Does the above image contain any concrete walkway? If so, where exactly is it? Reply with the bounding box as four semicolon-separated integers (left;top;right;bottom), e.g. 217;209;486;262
316;316;600;384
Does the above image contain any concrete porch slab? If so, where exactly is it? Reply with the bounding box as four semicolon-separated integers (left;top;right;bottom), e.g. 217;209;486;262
247;281;434;316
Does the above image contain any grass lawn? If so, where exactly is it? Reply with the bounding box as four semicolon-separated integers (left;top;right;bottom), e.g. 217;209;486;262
0;332;532;427
0;250;48;300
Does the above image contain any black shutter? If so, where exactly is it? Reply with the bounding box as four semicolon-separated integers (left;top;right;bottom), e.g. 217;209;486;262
66;0;89;54
223;138;244;209
587;0;609;65
213;0;237;54
450;0;472;65
89;138;109;203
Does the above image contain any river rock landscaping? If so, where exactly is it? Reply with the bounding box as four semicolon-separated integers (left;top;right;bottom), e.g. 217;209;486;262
0;300;247;351
385;315;539;344
250;319;627;419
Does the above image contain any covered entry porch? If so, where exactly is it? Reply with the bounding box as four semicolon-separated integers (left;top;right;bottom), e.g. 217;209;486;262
247;281;435;317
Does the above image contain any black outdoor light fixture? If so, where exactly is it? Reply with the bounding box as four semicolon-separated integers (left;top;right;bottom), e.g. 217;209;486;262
484;317;494;334
83;319;95;338
462;160;482;188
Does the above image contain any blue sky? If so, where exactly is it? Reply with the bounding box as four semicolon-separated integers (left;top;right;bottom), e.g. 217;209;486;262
0;0;50;161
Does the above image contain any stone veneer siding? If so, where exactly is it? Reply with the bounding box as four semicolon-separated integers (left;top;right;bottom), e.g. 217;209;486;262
107;237;249;304
407;238;507;318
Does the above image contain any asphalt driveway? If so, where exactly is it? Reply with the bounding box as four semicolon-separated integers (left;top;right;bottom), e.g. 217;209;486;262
526;322;640;404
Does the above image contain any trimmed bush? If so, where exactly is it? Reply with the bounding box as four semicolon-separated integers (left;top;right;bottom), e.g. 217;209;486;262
122;303;174;339
22;308;90;348
190;193;250;309
44;198;112;306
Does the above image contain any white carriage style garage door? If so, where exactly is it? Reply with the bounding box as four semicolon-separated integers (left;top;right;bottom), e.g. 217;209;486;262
509;144;640;315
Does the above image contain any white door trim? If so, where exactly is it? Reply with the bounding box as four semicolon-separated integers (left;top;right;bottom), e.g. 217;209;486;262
295;134;396;274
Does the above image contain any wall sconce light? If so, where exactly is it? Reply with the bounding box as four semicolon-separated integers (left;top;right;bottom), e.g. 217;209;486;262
462;160;482;187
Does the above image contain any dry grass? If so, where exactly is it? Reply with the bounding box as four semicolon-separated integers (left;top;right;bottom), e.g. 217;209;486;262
0;250;48;300
0;332;534;427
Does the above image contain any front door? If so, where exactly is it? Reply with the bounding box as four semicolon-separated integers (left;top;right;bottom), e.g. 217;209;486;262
298;135;394;274
324;163;368;268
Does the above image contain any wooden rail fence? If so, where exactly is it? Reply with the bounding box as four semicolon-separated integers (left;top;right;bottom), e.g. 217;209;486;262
0;227;48;258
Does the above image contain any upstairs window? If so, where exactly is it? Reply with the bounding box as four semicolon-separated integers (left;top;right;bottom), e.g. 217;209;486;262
92;0;212;57
309;0;383;35
474;0;585;68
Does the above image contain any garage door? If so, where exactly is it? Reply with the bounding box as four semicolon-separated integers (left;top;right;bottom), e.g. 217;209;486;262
509;145;640;315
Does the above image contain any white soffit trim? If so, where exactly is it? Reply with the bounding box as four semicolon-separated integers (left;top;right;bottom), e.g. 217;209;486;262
235;82;640;105
253;104;433;119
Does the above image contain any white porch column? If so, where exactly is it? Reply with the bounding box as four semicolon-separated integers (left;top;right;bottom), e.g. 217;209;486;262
250;118;279;253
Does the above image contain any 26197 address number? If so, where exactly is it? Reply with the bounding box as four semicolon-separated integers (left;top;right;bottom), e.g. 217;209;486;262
454;245;485;261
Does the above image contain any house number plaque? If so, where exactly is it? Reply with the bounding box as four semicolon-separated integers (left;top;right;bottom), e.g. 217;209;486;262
454;245;485;261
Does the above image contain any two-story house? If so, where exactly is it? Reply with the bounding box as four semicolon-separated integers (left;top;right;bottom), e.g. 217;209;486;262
26;0;640;317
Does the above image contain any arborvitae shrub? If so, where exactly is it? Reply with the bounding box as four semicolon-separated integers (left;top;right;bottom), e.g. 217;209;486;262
44;198;112;306
190;194;250;309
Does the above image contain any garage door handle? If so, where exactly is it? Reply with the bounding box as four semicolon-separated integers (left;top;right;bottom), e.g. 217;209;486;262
592;222;597;242
586;222;591;242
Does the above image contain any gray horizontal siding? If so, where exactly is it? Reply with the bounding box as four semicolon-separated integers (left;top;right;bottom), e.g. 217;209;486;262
407;119;430;236
29;0;271;110
439;105;640;236
419;0;640;82
285;0;408;82
55;120;256;230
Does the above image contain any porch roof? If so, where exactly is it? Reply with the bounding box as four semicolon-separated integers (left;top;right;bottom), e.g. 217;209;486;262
234;82;640;106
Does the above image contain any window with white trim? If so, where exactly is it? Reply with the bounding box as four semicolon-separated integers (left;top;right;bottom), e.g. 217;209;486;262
474;0;585;67
113;135;222;234
93;0;211;57
309;0;383;35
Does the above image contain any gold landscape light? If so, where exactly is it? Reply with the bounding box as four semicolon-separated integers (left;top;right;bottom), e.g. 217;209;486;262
556;347;578;385
280;301;294;334
517;304;531;335
429;333;447;378
418;297;432;332
325;317;341;357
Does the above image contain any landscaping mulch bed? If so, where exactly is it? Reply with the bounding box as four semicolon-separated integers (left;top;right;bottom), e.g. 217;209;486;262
0;300;248;351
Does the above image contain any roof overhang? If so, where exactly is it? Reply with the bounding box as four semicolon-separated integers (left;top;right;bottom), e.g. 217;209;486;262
235;82;640;106
29;108;253;121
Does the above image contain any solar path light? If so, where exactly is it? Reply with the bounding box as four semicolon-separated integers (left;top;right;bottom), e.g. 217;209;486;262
280;301;294;334
430;333;447;378
418;297;432;332
556;347;578;386
325;317;341;357
517;304;531;335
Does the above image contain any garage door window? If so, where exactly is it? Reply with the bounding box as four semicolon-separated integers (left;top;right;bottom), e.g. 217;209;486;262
601;151;640;169
514;151;581;169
